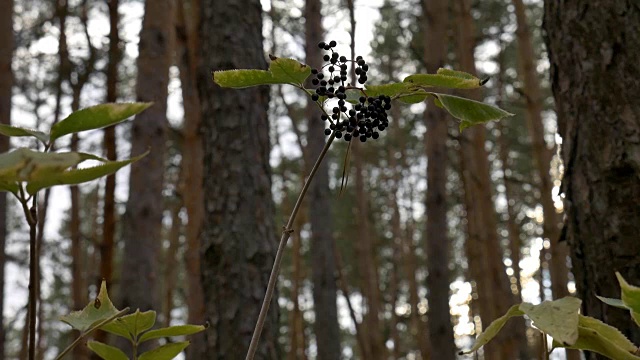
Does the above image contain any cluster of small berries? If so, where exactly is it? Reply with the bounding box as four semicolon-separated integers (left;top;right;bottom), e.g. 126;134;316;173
309;41;391;142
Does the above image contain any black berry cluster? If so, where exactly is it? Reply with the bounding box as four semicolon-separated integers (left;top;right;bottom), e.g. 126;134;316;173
309;41;391;142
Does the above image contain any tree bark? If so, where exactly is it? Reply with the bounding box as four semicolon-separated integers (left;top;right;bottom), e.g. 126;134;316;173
304;1;342;358
421;1;457;358
0;0;12;357
455;0;521;358
197;0;279;358
120;0;173;330
175;1;206;357
544;1;640;355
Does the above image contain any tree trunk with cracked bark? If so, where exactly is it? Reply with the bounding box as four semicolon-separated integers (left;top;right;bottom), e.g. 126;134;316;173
197;0;279;358
544;1;640;357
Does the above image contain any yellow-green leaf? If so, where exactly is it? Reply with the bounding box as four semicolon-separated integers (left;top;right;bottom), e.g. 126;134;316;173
60;281;122;332
26;151;148;195
87;341;129;360
427;93;514;130
0;148;82;183
50;102;152;142
102;310;156;341
0;124;49;144
364;83;427;104
519;297;581;346
461;305;524;354
404;68;482;89
618;272;640;315
138;341;190;360
139;324;206;343
213;57;311;88
556;316;640;360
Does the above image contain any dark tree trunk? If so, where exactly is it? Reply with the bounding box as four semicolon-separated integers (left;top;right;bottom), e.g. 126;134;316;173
421;1;456;358
0;0;13;358
304;0;342;358
198;0;279;358
120;0;173;320
544;1;640;356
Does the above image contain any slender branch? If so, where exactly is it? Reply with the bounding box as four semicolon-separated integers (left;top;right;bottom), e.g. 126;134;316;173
27;202;37;360
54;307;130;360
245;132;336;360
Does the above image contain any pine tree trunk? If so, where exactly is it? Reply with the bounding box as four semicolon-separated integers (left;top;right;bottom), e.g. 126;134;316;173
544;1;640;356
0;0;12;357
175;1;206;357
304;1;342;358
421;1;457;358
120;0;173;330
197;0;279;358
455;0;521;358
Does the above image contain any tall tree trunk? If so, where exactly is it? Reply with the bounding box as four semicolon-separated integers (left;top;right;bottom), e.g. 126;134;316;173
175;1;206;357
197;0;279;358
162;198;182;327
120;0;173;332
0;0;12;357
512;0;573;308
421;1;456;358
455;0;521;358
544;1;640;355
304;1;342;358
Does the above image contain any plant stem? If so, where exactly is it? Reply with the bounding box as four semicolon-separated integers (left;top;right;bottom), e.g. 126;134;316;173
245;132;336;360
27;202;37;360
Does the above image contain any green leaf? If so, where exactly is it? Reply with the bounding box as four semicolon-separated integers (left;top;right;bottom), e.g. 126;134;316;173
460;304;524;354
404;68;482;89
427;93;514;130
86;341;129;360
213;57;311;88
102;310;156;341
618;272;640;313
0;181;19;195
555;316;640;359
519;297;581;346
0;124;49;144
60;281;122;332
26;151;148;195
138;341;190;360
364;83;427;104
50;102;152;142
597;295;629;310
139;324;206;343
0;148;82;183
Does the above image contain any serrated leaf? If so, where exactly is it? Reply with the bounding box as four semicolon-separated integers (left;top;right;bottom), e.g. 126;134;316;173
26;151;147;195
0;148;82;183
427;93;514;130
519;297;581;346
60;281;121;332
50;102;152;142
102;310;156;341
213;57;310;88
404;68;481;89
556;316;640;360
597;295;629;310
364;83;428;104
461;304;524;354
617;272;640;314
139;324;206;343
87;341;129;360
138;341;190;360
0;124;49;144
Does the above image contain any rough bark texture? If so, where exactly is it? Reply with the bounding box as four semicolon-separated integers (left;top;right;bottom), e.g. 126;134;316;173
421;1;457;358
198;0;279;358
304;0;342;358
544;1;640;355
0;1;12;358
455;0;521;358
175;0;206;357
120;0;173;319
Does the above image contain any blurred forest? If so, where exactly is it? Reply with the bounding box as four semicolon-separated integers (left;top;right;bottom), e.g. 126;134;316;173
0;0;639;359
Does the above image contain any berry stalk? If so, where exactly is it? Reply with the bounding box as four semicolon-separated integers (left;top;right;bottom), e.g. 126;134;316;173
245;131;337;360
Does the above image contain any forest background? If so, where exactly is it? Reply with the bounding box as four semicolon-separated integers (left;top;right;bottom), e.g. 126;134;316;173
0;0;637;359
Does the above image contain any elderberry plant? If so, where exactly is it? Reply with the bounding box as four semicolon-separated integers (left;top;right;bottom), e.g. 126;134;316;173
213;41;513;360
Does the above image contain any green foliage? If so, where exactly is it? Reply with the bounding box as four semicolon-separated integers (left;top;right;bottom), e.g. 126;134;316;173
60;281;205;360
464;274;640;359
213;56;512;130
